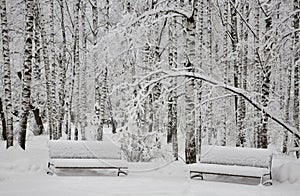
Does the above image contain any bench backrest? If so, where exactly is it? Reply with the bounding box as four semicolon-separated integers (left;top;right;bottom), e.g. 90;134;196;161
200;145;273;168
49;140;122;160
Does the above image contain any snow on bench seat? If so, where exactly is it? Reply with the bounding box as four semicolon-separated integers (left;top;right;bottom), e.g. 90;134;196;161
199;145;272;168
48;140;128;176
48;140;122;159
188;145;273;185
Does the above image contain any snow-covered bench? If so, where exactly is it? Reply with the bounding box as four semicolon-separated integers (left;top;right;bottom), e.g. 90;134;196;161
188;145;273;185
47;140;128;176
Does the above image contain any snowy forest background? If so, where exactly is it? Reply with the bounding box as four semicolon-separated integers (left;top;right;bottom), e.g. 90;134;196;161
1;0;300;163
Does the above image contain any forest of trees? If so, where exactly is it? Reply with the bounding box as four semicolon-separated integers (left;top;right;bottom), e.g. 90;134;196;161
0;0;300;163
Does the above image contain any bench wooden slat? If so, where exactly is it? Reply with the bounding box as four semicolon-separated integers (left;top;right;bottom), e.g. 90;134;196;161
189;163;270;178
50;158;128;168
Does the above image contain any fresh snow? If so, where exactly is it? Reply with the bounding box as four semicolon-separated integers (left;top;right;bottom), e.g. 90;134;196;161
199;145;272;168
48;140;122;159
1;136;300;196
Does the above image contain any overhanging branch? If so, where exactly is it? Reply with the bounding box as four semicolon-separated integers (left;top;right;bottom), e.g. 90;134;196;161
136;69;300;140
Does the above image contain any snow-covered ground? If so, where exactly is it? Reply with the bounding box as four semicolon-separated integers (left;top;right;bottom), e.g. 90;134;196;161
1;135;300;196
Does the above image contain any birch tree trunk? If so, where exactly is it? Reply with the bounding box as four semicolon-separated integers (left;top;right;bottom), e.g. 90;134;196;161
32;0;44;136
167;9;178;159
80;0;87;140
220;0;229;146
19;0;34;150
97;67;107;141
0;0;13;148
206;0;214;145
50;0;58;139
241;1;249;145
259;0;272;149
185;0;198;164
293;0;300;157
253;3;261;148
196;0;204;155
230;0;239;143
97;0;109;141
0;98;7;141
73;0;80;141
236;2;247;147
91;0;100;136
283;63;292;153
40;1;53;140
58;0;67;138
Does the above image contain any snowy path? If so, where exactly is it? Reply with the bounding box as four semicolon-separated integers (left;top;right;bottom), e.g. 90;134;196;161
0;136;299;196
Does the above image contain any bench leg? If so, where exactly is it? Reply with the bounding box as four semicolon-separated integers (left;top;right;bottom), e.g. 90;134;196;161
190;171;204;180
117;168;127;176
261;173;272;186
47;162;55;175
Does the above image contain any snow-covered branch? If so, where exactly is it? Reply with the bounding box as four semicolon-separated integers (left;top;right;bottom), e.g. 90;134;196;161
135;69;300;140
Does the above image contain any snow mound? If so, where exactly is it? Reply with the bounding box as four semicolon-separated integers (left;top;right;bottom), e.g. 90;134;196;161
274;159;300;184
0;143;46;175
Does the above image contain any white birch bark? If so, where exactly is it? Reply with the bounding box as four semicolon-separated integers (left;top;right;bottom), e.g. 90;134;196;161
0;0;13;148
19;0;34;150
259;0;272;149
185;0;197;164
253;3;261;148
97;0;109;141
292;0;300;156
50;0;58;139
73;0;80;140
58;0;67;138
80;0;87;140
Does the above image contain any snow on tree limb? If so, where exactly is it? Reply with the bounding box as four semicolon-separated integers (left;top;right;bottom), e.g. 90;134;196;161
135;69;300;140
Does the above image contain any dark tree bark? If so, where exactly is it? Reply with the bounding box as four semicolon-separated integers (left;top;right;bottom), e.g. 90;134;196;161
19;0;34;150
1;0;13;148
0;98;7;141
30;105;44;135
293;0;300;157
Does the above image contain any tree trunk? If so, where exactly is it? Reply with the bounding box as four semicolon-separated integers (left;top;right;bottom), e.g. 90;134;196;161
195;0;204;157
167;10;178;159
58;0;68;138
97;67;108;141
19;0;34;150
30;105;44;135
80;0;87;140
283;63;292;153
97;0;109;140
293;0;300;157
259;0;272;149
32;0;43;136
253;2;261;148
206;0;213;145
0;98;7;141
185;0;198;164
236;2;248;147
92;0;101;138
0;0;13;148
50;0;58;140
220;0;228;146
70;0;80;140
40;1;53;140
230;0;239;144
